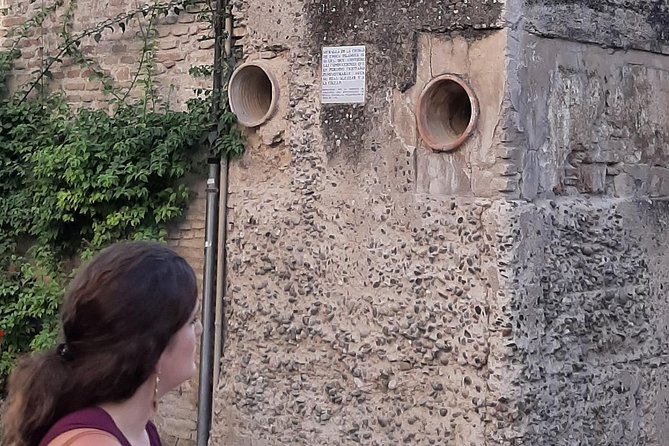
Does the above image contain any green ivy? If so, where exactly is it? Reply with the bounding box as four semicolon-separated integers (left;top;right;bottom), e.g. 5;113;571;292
0;253;62;386
0;0;244;394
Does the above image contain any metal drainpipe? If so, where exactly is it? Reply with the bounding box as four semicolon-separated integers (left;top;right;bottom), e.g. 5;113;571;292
212;0;234;397
196;0;225;444
196;160;219;446
212;159;228;394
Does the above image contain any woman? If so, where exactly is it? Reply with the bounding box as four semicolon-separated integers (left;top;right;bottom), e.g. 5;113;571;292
2;241;203;446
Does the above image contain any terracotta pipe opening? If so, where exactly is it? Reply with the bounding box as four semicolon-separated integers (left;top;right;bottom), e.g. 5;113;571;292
416;74;479;152
229;62;279;127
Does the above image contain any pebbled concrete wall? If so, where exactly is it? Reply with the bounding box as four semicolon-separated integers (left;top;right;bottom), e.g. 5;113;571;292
211;0;669;445
213;0;518;445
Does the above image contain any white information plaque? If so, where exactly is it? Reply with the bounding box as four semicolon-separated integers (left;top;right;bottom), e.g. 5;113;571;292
321;45;366;104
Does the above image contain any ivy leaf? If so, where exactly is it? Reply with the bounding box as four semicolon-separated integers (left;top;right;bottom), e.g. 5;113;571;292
93;33;101;43
207;130;217;145
217;118;227;133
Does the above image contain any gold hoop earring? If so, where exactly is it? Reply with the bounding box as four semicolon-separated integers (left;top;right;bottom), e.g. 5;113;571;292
152;375;161;412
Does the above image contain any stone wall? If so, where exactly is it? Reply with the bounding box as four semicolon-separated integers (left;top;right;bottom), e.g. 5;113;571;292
499;0;669;443
0;1;211;444
503;198;669;445
521;0;669;54
211;0;669;445
508;2;669;201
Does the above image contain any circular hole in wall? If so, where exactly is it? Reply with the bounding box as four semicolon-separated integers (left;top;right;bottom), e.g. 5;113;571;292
228;62;279;127
416;74;479;151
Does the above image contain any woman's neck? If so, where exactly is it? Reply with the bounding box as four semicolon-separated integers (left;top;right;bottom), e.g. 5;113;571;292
99;379;154;445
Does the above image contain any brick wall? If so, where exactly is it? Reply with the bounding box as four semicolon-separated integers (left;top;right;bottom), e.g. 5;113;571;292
0;0;212;110
160;177;207;446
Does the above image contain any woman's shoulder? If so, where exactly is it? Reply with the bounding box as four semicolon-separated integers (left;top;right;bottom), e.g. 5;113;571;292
38;407;125;446
44;428;122;446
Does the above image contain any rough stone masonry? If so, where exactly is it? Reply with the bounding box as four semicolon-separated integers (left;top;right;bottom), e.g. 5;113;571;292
211;0;669;445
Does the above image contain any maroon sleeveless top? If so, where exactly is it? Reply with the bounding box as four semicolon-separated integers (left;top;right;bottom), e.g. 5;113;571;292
38;407;162;446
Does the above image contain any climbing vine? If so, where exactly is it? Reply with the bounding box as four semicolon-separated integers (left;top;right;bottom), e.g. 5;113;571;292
0;0;243;393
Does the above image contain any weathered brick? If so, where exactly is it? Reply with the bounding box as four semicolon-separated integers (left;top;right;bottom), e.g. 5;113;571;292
178;14;196;24
1;16;25;27
170;24;191;37
178;238;204;250
159;38;179;50
156;51;186;63
156;63;170;73
63;80;86;91
232;26;247;37
119;55;137;64
114;67;130;82
110;43;126;54
198;39;215;50
65;68;81;78
85;80;104;91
